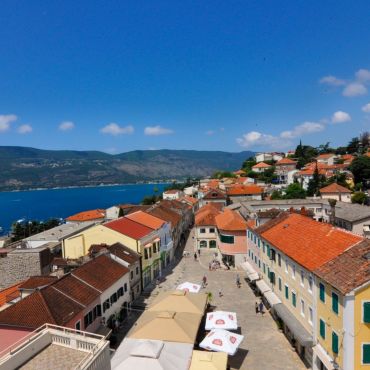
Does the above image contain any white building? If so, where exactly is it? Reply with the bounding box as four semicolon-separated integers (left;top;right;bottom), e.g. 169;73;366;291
163;189;184;200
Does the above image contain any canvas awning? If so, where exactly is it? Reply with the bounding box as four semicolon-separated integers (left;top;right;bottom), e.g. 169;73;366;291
240;261;256;275
256;280;271;294
189;350;227;370
247;272;259;281
112;338;193;370
313;344;336;370
273;303;313;346
263;291;281;306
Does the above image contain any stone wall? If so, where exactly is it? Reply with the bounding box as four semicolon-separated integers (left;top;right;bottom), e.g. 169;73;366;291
0;247;51;290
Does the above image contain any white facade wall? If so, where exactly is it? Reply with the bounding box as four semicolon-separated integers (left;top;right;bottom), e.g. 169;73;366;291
105;206;120;220
321;193;351;203
195;225;217;250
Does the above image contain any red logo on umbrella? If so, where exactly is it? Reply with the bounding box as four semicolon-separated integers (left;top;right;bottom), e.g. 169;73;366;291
228;314;234;320
184;288;189;292
230;336;237;344
215;319;225;325
212;339;223;346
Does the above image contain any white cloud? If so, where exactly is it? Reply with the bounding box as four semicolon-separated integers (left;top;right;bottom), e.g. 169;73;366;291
0;114;17;132
355;68;370;83
17;124;33;134
319;75;346;86
280;121;325;139
100;123;134;136
331;111;351;124
59;121;75;131
205;130;215;135
342;82;367;97
144;125;174;136
362;102;370;113
236;131;290;149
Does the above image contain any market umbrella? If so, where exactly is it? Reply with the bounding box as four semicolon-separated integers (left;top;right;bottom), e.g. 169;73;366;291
205;311;237;331
176;282;202;293
199;329;244;356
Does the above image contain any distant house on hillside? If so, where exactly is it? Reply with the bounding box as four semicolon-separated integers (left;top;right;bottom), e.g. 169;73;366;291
252;162;272;173
200;188;227;208
274;158;297;184
226;185;263;203
316;153;337;166
319;183;352;203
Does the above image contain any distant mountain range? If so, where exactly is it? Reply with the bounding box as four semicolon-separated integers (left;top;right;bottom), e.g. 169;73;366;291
0;146;254;191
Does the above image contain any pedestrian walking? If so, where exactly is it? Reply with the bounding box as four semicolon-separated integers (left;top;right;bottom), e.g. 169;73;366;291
202;274;207;288
219;289;223;297
259;300;264;315
236;274;241;288
209;262;212;271
198;248;201;256
255;302;259;315
194;252;197;261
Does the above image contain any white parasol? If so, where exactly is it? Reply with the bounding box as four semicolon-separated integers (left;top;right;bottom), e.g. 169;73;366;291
205;311;238;330
199;329;244;356
176;282;202;293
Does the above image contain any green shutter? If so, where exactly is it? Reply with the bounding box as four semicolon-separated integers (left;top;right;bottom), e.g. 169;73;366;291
363;344;370;364
332;332;339;354
292;292;296;307
263;263;266;274
332;293;339;314
320;319;325;339
267;245;270;257
279;278;282;291
285;286;289;299
364;302;370;323
319;283;325;302
263;242;265;253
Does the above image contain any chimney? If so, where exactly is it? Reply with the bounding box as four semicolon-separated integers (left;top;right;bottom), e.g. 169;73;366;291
328;198;337;225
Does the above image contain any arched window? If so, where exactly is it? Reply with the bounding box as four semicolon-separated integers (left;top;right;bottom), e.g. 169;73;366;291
209;240;217;248
199;240;207;248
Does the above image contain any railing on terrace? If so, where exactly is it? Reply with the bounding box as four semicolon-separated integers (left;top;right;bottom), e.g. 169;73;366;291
0;323;109;369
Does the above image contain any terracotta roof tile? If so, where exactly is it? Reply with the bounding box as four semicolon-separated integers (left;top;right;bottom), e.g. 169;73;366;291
126;210;165;229
226;185;263;196
104;217;154;240
320;183;351;194
317;153;336;159
146;206;181;228
19;276;58;290
0;283;21;307
89;242;140;265
72;254;129;292
255;213;363;271
276;158;297;165
195;204;221;226
252;162;272;168
314;240;370;294
215;209;247;231
203;189;227;200
66;209;105;222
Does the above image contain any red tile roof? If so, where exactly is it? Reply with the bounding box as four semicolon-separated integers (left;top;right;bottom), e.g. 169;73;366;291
252;162;271;169
195;204;221;227
104;217;154;240
0;283;21;307
126;210;165;230
66;209;105;222
317;153;336;159
72;254;129;292
226;185;263;196
164;189;182;194
203;189;227;200
146;206;181;228
314;240;370;294
234;170;246;175
215;209;247;231
276;158;297;165
256;213;363;271
18;276;58;290
320;183;351;194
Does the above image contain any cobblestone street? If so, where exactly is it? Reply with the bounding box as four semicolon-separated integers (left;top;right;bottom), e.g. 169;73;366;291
124;228;307;370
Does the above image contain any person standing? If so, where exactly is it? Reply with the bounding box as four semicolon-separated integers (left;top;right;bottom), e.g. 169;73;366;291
236;274;240;288
202;274;207;288
194;252;197;261
259;300;264;315
255;302;259;315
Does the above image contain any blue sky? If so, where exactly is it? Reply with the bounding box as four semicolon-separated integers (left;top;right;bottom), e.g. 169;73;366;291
0;0;370;153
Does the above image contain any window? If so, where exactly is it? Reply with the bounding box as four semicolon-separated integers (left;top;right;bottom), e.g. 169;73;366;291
285;285;289;299
200;228;206;233
309;307;313;325
103;299;110;313
308;276;313;293
75;321;81;331
84;311;93;329
300;299;305;317
278;253;281;267
362;344;370;364
200;240;207;248
270;248;276;262
292;264;296;279
332;331;339;354
153;243;157;253
220;234;234;244
269;271;275;285
278;277;282;291
124;283;128;292
320;319;326;339
285;259;288;274
258;260;261;268
110;292;118;305
263;263;266;274
266;245;270;258
117;287;124;297
319;283;325;302
130;271;134;280
254;256;257;264
248;250;251;257
209;240;217;248
332;292;339;314
292;291;296;307
262;242;265;253
144;248;150;260
363;302;370;323
300;271;304;287
136;266;139;275
258;239;260;248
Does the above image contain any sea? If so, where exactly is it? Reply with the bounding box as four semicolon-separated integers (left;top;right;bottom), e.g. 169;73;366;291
0;183;168;234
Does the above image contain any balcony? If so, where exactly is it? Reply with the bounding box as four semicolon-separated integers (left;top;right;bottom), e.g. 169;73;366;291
0;324;111;370
160;240;174;252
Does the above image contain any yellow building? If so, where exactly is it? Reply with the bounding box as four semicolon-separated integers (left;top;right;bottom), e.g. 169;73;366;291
63;217;161;287
244;212;363;368
314;239;370;370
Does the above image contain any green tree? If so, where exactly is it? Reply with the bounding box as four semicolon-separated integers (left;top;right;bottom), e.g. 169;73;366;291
284;183;307;199
349;155;370;186
347;137;360;154
271;190;283;200
351;191;368;205
241;157;256;171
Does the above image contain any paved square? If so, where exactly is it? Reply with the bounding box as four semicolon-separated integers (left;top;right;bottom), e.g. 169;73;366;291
148;228;307;370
